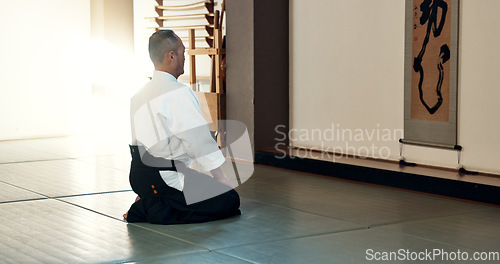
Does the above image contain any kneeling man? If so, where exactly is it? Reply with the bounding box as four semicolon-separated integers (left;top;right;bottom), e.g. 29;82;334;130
124;30;241;224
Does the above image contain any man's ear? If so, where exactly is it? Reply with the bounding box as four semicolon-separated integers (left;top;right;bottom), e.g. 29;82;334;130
161;53;168;64
161;52;174;65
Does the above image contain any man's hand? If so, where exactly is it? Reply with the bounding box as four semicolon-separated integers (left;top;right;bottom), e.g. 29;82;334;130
211;167;235;188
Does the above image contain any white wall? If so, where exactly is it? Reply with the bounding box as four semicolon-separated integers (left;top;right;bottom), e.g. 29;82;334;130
89;0;137;139
0;0;137;140
291;0;500;174
0;0;91;140
0;0;219;141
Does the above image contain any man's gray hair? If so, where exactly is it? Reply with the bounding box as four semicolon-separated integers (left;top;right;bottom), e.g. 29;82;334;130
148;30;179;65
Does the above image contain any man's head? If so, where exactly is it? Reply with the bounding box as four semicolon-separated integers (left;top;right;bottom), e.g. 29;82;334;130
148;30;185;78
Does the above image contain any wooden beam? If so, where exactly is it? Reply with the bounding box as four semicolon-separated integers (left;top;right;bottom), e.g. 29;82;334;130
155;17;163;28
213;10;222;94
181;37;214;48
217;93;226;147
180;36;214;41
152;25;214;30
186;48;225;56
205;1;214;14
179;75;210;81
146;13;215;21
156;1;213;11
154;1;163;25
219;0;225;29
214;10;220;30
154;6;163;18
210;55;216;93
189;29;197;89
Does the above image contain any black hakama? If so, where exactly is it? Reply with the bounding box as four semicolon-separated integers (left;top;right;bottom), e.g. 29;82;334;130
125;145;241;224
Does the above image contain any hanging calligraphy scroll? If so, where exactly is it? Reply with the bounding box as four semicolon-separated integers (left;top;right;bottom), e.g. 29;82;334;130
404;0;459;148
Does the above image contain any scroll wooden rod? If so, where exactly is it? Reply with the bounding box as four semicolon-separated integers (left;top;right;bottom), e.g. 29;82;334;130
399;139;462;151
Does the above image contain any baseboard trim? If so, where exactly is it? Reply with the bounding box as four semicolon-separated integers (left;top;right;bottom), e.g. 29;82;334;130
255;150;500;205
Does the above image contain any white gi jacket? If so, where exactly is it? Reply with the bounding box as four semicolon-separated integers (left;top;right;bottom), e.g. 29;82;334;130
130;71;225;191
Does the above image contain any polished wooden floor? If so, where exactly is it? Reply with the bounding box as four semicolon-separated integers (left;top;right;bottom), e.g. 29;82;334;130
0;136;499;263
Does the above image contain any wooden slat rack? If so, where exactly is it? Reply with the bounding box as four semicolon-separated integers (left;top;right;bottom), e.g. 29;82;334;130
151;0;226;145
148;13;215;20
155;1;213;11
151;0;215;46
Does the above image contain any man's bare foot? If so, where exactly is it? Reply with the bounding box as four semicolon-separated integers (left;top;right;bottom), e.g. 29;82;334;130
123;196;141;220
